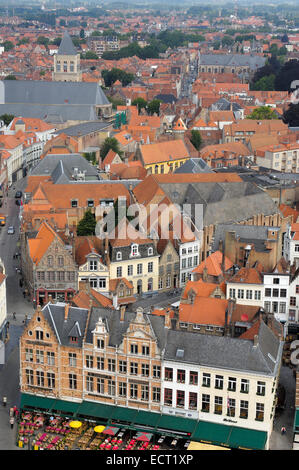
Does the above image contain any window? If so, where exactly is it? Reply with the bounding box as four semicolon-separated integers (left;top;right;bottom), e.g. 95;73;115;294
137;264;142;275
264;301;271;312
97;338;104;349
131;244;139;257
228;377;236;392
153;387;160;402
47;351;55;366
97;357;104;370
279;302;286;314
153;365;161;378
130;362;138;375
158;278;163;289
26;369;34;385
127;265;133;276
215;375;223;389
87;199;94;208
254;290;261;300
229;288;236;298
69;353;77;367
97;377;104;394
116;266;122;278
193;256;198;267
273;278;280;284
202;373;210;387
265;288;271;297
119;382;127;397
98;278;106;289
246;290;252;300
148;262;153;273
237;289;244;299
108;358;116;372
148;247;153;256
256;403;264;421
177;390;185;408
86;375;93;393
57;271;65;282
257;381;266;396
227;398;236;417
130;344;138;355
214;396;223;415
58;256;64;267
25;348;33;362
177;369;185;383
89;260;98;271
189;392;197;410
141;385;149;401
290;297;297;307
295;245;299;252
36;370;44;387
141;363;150;377
108;379;115;396
272;288;279;297
36;350;44;364
240;400;248;419
142;345;149;356
47;256;53;267
189;371;198;385
182;259;187;269
35;330;43;341
201;394;210;412
116;252;122;261
86;355;93;369
119;360;127;374
71;199;78;208
240;379;249;393
130;384;138;399
165;368;173;381
280;289;287;298
188;257;193;268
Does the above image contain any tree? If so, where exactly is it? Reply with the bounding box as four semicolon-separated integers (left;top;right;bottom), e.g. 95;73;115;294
37;36;50;47
275;59;299;91
81;51;99;60
247;106;278;120
190;130;202;150
147;99;161;115
83;152;97;165
250;74;275;91
77;210;96;236
0;114;14;126
100;137;123;160
2;41;14;52
4;75;16;80
102;68;134;87
80;28;85;39
132;98;148;113
283;103;299;127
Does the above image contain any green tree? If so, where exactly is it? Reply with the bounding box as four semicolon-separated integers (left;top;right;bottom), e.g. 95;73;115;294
37;36;50;47
247;106;278;120
283;103;299;127
147;99;161;115
190;130;202;150
102;68;134;87
250;74;275;91
77;210;96;236
132;97;148;113
81;51;99;60
83;152;97;165
2;41;14;51
0;114;14;125
4;75;16;80
80;28;85;39
100;137;123;160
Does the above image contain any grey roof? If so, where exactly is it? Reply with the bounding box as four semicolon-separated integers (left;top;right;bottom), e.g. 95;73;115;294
199;54;266;71
0;80;110;122
42;303;89;348
212;223;280;253
174;158;212;174
29;153;99;182
160;181;279;227
154;94;177;103
58;31;78;56
55;121;111;137
164;320;282;375
210;97;242;112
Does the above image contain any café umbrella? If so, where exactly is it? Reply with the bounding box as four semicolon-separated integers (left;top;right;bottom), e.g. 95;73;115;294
69;421;82;429
135;432;153;442
102;425;119;436
94;425;105;433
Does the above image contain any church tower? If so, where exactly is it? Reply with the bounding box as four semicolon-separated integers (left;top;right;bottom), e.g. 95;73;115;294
52;31;82;82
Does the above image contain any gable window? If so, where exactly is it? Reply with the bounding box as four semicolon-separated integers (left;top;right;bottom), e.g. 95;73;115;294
89;260;98;271
58;256;64;267
97;338;104;349
130;344;138;355
47;256;53;267
35;330;43;341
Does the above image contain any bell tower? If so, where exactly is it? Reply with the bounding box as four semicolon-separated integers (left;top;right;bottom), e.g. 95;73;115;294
52;31;82;82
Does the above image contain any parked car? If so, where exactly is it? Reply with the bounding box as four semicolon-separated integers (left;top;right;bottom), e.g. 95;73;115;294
15;191;22;198
7;226;15;234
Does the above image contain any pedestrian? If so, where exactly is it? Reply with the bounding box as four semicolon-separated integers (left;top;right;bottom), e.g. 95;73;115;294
13;405;17;416
12;312;16;320
281;426;286;435
10;416;14;429
23;291;26;298
2;396;7;406
9;407;14;417
25;314;28;322
15;408;19;419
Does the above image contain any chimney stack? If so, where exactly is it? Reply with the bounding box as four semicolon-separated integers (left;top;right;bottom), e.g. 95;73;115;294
202;265;208;282
64;303;70;322
120;305;126;322
164;309;171;329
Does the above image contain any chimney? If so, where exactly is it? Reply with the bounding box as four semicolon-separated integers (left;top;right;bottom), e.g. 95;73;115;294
64;303;70;322
164;309;171;329
202;264;208;282
120;304;126;322
253;334;258;347
225;298;236;335
48;294;53;304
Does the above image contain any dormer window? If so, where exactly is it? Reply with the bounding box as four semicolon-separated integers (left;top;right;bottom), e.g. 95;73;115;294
148;247;153;256
116;251;122;261
70;336;78;344
131;244;139;257
97;338;104;349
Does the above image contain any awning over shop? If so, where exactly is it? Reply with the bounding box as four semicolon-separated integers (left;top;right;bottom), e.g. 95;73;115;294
294;408;299;432
50;399;81;416
77;402;116;420
228;426;266;450
110;406;138;424
192;421;231;446
20;393;56;412
158;415;197;434
187;441;230;450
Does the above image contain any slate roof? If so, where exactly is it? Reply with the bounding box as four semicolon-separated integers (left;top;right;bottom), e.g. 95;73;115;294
174;158;212;174
55;121;111;137
0;80;110;122
212;223;280;252
199;54;266;71
58;31;78;56
210;97;242;112
159;181;279;227
164;320;282;375
30;154;98;182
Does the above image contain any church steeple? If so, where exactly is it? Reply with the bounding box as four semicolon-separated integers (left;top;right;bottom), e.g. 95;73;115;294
52;31;82;82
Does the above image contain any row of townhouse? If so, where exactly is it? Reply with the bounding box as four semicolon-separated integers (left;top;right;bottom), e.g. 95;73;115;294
19;302;283;450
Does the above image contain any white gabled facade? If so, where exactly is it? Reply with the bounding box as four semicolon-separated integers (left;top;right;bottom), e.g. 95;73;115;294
283;223;299;269
226;281;264;308
263;273;290;328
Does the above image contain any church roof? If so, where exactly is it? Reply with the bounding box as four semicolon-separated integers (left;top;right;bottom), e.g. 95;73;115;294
58;31;78;56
